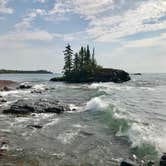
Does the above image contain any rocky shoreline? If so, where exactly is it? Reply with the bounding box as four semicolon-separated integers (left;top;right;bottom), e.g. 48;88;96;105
1;78;165;166
3;98;71;115
0;80;17;91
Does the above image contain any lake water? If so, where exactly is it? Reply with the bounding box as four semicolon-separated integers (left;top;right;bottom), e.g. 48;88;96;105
0;73;166;165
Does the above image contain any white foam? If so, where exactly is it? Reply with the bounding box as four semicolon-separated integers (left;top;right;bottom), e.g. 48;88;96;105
57;130;79;144
45;118;60;127
33;84;46;91
85;97;108;111
140;87;155;91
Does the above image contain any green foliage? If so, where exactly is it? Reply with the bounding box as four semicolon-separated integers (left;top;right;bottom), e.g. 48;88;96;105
63;44;73;79
63;44;101;82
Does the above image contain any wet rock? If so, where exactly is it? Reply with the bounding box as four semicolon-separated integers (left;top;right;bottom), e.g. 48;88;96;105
147;161;155;166
120;160;136;166
1;86;11;91
27;125;43;129
18;83;32;89
0;98;7;103
0;141;9;156
31;89;42;94
160;153;166;166
0;80;16;90
3;99;70;115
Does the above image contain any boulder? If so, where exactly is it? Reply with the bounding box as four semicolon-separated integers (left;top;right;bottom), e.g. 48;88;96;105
18;83;32;89
3;99;70;115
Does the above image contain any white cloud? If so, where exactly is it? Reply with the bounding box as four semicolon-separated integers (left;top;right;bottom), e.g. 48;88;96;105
47;0;166;42
0;30;56;42
0;0;13;14
36;0;46;3
122;33;166;48
87;0;166;42
14;9;47;31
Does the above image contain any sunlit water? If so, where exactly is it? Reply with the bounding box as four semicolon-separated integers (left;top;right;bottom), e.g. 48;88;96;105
0;73;166;165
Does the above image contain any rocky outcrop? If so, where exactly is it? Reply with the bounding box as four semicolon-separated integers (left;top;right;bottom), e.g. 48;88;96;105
0;80;16;91
17;82;32;89
92;68;131;83
3;99;71;115
50;68;131;83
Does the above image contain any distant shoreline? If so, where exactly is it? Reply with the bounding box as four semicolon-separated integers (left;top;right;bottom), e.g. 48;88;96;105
0;69;53;74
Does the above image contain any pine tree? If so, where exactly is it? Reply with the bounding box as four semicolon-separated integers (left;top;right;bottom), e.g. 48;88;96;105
79;46;84;73
73;53;79;72
92;47;97;69
63;44;73;79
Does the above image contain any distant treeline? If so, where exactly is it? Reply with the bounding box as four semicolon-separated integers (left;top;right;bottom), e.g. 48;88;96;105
0;69;52;74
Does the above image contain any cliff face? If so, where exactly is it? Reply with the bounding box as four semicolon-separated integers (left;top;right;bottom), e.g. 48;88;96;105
50;68;131;83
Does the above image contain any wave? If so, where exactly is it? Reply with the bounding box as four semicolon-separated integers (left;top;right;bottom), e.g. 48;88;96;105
84;96;163;160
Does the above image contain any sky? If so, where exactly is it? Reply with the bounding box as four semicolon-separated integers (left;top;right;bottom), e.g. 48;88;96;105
0;0;166;73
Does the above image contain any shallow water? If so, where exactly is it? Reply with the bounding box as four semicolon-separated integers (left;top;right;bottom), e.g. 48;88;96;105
0;73;166;165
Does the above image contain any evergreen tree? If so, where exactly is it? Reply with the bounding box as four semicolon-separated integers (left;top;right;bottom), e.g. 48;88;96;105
63;44;73;79
91;47;97;70
62;44;101;82
79;46;84;73
73;53;79;72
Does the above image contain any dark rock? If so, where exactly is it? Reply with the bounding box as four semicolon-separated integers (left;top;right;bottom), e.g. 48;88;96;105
1;86;11;91
147;161;155;166
50;68;131;83
31;89;42;94
160;153;166;166
72;108;77;111
0;98;7;103
27;125;43;129
132;73;142;76
93;68;131;83
0;140;9;156
18;83;32;89
3;99;70;115
50;77;65;82
120;160;136;166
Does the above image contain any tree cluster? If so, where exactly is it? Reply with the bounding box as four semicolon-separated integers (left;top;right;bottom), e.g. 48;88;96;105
63;44;101;82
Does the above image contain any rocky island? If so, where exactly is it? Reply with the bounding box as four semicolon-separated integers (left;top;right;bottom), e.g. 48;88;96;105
50;44;131;83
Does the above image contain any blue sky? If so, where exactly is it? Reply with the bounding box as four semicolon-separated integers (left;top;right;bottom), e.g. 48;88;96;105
0;0;166;73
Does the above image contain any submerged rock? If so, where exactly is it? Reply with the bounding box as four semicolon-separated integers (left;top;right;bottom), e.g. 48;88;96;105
27;125;43;129
3;99;71;115
120;160;136;166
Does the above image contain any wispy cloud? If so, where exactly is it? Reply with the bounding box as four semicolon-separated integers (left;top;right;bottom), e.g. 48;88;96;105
36;0;46;3
0;0;13;14
87;0;166;42
46;0;166;42
14;9;46;31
